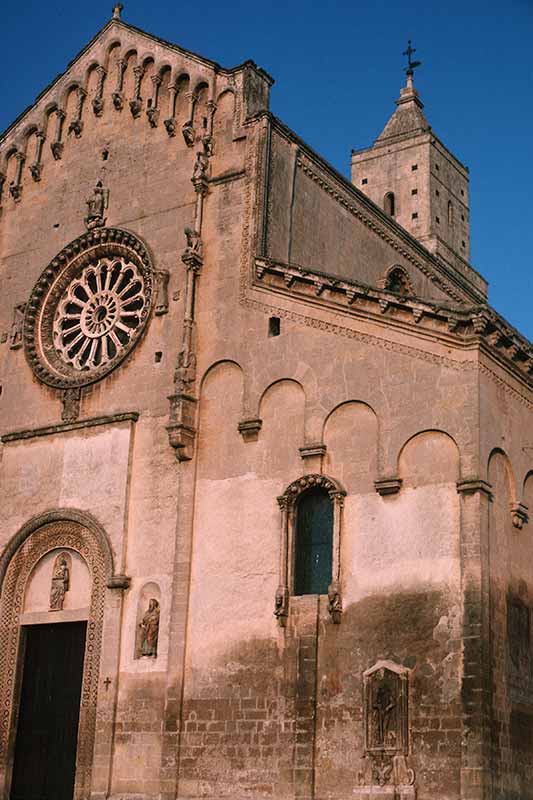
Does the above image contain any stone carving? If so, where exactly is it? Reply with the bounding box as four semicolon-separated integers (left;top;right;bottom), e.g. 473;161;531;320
164;117;177;137
129;66;144;118
112;58;127;110
51;140;64;160
184;227;202;256
192;149;209;192
147;106;160;127
139;598;160;657
154;269;170;315
49;552;71;610
511;502;529;529
92;66;107;117
274;585;289;626
182;120;195;146
327;580;342;624
9;304;25;350
61;387;81;422
68;87;86;138
238;418;262;443
84;180;108;229
174;350;197;393
23;227;154;389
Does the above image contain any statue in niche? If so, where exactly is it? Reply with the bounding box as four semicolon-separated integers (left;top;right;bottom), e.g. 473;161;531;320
182;120;195;146
84;180;109;229
184;227;202;256
372;681;396;748
49;553;70;611
139;598;160;657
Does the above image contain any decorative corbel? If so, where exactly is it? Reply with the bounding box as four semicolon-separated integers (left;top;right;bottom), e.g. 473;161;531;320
92;66;107;116
154;269;170;315
112;59;127;110
182;120;196;147
511;502;529;530
29;131;46;182
238;418;262;442
68;87;87;138
9;153;25;202
129;65;144;118
146;75;162;127
374;477;402;496
164;84;178;136
50;109;66;160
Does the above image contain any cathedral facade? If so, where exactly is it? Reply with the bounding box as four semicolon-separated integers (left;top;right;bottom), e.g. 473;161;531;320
0;8;532;800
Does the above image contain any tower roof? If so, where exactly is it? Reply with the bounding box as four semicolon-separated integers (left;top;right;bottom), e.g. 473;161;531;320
375;73;431;146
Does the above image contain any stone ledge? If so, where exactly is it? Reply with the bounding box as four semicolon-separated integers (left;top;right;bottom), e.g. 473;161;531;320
0;411;139;443
374;477;403;496
299;442;327;459
238;418;262;442
456;478;493;498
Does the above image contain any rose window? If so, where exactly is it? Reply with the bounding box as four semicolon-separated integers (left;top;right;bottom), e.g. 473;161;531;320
53;259;146;371
24;228;154;389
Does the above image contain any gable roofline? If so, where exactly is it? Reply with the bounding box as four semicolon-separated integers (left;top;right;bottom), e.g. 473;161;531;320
0;16;274;145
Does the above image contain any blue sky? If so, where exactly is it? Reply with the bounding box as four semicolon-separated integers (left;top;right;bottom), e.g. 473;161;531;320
1;0;532;339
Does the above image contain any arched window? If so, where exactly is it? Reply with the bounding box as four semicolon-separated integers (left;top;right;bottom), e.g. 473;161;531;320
448;200;454;225
384;192;395;217
294;487;333;595
383;266;412;296
275;474;346;626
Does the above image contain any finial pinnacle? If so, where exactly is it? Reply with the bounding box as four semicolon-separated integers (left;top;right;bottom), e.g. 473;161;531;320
112;3;124;19
403;39;422;80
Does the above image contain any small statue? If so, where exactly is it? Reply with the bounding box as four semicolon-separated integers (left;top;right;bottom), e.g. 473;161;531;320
274;585;289;626
174;349;197;393
182;120;195;146
139;598;160;657
192;149;208;185
9;304;25;350
85;180;108;230
50;554;70;611
184;227;202;255
327;581;342;623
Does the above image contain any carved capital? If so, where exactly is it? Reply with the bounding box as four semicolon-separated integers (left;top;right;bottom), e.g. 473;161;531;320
147;106;160;128
107;574;131;590
166;393;198;461
151;74;162;87
112;91;124;111
92;97;104;117
129;97;143;119
29;162;42;182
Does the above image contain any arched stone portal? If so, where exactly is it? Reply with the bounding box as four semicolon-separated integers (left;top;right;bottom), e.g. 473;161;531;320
0;510;116;800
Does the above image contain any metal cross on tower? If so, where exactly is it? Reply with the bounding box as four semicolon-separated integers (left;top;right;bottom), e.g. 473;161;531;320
403;40;422;77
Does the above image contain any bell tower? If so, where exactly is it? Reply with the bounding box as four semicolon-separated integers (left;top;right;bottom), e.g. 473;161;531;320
351;43;471;270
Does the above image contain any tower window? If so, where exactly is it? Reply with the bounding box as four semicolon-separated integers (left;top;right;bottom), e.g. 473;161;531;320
462;240;466;248
448;201;454;225
435;189;440;197
436;216;440;224
384;192;395;217
411;164;418;171
362;178;368;185
411;188;418;196
294;487;333;595
435;163;440;171
411;212;418;220
461;214;465;221
461;189;465;196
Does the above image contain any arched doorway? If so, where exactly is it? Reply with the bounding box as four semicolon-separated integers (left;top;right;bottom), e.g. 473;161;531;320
0;511;114;800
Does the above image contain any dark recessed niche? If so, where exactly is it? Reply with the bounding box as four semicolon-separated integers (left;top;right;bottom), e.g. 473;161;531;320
461;189;465;196
362;178;368;185
102;149;109;161
462;241;466;248
154;351;163;363
436;189;440;197
0;383;3;398
411;212;418;220
435;163;440;171
411;164;418;171
411;188;418;196
53;223;60;229
436;216;440;224
269;317;280;337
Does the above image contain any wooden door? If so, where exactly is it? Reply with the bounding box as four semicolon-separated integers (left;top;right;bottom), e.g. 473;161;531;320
10;622;87;800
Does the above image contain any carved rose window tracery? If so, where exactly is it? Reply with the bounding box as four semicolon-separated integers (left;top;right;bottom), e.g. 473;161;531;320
53;259;146;371
24;228;154;388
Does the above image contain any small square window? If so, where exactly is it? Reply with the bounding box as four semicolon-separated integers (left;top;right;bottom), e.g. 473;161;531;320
411;164;418;171
362;178;368;185
436;216;440;224
411;212;418;220
411;188;418;196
